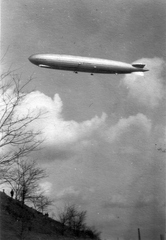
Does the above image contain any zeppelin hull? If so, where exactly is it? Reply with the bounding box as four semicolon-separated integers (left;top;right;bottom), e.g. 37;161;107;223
29;54;149;74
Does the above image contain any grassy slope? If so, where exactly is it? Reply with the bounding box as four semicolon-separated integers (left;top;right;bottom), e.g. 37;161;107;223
0;191;93;240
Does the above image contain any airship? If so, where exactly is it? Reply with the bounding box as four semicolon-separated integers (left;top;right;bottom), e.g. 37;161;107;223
28;54;149;75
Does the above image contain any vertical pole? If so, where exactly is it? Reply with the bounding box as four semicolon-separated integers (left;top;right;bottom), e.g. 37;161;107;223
138;228;141;240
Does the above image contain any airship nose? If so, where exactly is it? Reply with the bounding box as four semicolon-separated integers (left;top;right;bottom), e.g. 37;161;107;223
28;54;38;64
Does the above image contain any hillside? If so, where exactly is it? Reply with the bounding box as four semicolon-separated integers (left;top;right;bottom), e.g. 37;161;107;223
0;191;100;240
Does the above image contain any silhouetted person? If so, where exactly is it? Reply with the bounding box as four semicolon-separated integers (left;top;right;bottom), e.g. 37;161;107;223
10;189;14;198
22;189;26;204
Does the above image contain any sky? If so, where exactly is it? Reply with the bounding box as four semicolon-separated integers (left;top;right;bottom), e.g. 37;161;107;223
1;0;166;239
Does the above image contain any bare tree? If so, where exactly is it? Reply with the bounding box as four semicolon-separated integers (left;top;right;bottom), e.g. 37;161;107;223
58;204;87;236
58;204;69;235
1;156;54;239
31;193;54;213
84;226;101;239
2;158;47;205
0;69;43;177
58;204;101;238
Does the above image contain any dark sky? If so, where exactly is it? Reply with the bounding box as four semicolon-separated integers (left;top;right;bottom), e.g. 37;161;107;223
1;1;166;239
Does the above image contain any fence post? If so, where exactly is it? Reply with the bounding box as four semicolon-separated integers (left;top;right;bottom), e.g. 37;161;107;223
138;228;141;240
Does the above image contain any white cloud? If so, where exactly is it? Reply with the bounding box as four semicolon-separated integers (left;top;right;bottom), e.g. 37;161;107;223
164;128;166;143
56;186;80;199
15;90;107;146
105;113;151;142
103;194;160;209
0;88;107;161
39;181;52;196
103;194;128;208
156;127;166;152
123;58;166;108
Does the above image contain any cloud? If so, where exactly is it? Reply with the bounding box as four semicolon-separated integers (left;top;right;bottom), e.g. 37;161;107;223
134;195;159;208
56;186;80;199
105;113;151;143
153;125;166;152
39;181;52;196
55;186;88;206
122;58;166;108
102;194;161;209
102;194;128;208
20;91;107;145
13;90;107;161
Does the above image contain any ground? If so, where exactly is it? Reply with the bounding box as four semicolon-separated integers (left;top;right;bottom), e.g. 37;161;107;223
0;191;98;240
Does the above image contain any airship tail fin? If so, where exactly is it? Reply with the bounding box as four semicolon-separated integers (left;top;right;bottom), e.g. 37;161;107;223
132;63;145;68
